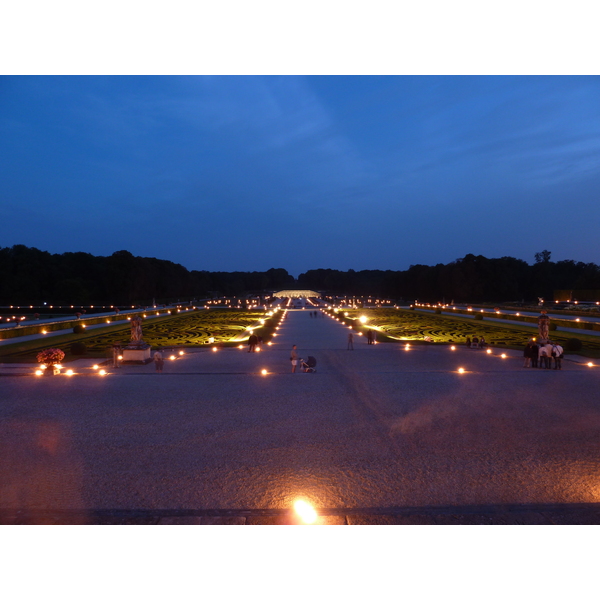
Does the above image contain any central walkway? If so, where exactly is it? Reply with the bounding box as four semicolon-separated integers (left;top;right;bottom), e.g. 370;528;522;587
1;308;599;523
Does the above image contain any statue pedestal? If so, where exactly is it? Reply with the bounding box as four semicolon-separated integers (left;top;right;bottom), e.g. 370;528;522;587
122;343;152;364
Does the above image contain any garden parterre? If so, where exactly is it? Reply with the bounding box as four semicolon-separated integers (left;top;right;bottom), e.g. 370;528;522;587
337;308;600;352
81;309;273;350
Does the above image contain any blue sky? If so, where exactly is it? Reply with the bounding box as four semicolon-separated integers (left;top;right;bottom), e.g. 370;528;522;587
1;75;599;276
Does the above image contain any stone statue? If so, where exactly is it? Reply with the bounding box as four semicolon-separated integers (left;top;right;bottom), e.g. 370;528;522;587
130;315;143;343
538;310;550;343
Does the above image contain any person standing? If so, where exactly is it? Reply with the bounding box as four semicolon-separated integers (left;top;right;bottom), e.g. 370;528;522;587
366;329;373;345
523;341;533;368
154;348;164;373
347;332;354;350
552;343;564;370
538;343;550;369
112;344;122;368
531;342;539;368
544;341;554;369
291;345;298;373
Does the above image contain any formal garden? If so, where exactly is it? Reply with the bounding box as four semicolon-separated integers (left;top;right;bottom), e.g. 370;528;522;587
0;308;284;362
329;308;600;356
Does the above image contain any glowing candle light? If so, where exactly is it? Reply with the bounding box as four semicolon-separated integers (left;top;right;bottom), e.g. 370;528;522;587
294;500;317;524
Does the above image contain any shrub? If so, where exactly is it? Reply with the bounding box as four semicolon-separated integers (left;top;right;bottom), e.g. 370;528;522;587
565;338;582;351
435;308;442;314
474;313;483;320
73;324;84;334
70;342;87;355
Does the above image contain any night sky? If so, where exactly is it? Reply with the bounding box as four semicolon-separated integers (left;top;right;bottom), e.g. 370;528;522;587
1;75;599;276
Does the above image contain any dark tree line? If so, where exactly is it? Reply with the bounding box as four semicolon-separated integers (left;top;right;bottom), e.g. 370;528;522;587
0;245;294;305
298;253;600;302
1;245;599;305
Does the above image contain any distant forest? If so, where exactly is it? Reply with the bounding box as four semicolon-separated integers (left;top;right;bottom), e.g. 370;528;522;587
1;245;599;305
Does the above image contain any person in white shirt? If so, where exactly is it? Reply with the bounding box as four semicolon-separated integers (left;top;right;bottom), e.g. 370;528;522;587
552;344;564;370
543;342;554;369
538;344;549;369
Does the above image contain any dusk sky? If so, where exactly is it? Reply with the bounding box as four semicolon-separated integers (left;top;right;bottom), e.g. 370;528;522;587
1;75;599;277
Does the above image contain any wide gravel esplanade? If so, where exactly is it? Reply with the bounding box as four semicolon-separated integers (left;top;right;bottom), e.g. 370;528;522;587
1;306;600;524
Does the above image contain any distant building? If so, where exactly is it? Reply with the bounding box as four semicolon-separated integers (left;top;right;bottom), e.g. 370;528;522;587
274;290;320;298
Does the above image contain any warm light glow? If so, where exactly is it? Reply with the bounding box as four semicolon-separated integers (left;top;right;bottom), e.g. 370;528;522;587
118;355;123;360
359;316;367;323
450;346;456;350
42;330;47;334
486;349;492;354
256;347;261;352
261;369;268;375
93;364;99;370
106;320;110;323
588;362;594;367
170;356;176;360
179;351;184;355
99;369;106;376
458;368;465;374
238;345;243;349
212;347;217;352
35;370;43;376
294;500;317;524
66;369;74;376
501;354;507;358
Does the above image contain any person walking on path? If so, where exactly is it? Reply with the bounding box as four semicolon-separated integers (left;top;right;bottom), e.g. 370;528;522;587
248;332;258;352
291;345;298;373
154;348;164;373
347;332;354;350
366;329;373;345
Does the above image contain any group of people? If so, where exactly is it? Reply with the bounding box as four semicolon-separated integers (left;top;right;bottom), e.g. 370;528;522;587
308;311;323;318
465;336;486;348
524;339;563;370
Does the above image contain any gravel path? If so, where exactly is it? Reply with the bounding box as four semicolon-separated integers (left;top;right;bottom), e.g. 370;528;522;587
1;309;599;521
